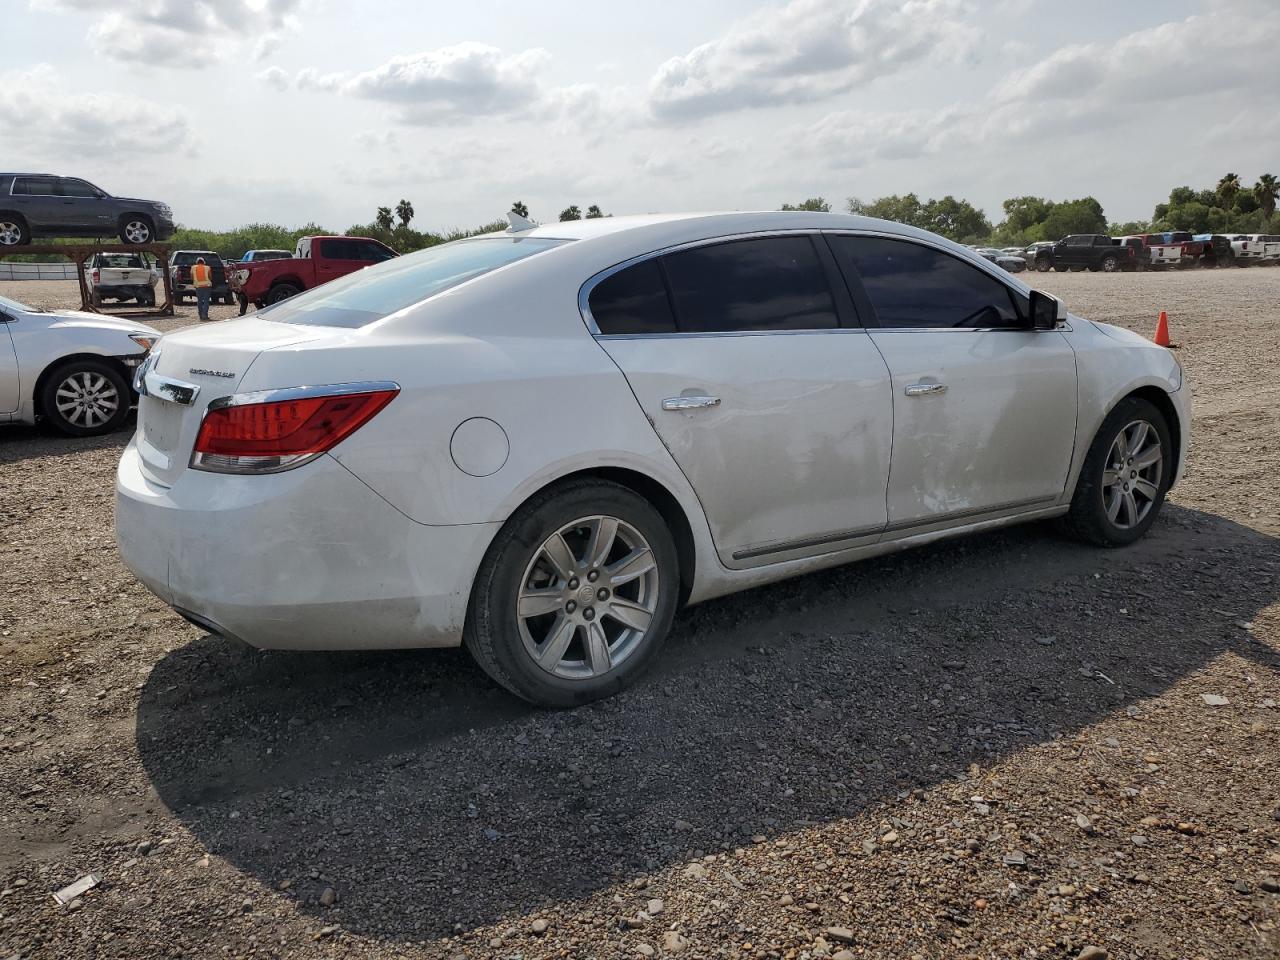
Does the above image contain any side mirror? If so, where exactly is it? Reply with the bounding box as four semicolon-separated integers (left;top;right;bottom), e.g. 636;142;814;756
1029;290;1064;330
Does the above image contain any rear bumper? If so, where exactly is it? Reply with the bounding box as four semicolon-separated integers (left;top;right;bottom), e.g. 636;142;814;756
115;440;500;650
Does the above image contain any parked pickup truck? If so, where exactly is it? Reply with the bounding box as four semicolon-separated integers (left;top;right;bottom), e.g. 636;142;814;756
86;252;159;306
1118;235;1182;269
170;250;233;305
1193;234;1236;268
1225;234;1280;265
1032;234;1138;272
230;235;398;313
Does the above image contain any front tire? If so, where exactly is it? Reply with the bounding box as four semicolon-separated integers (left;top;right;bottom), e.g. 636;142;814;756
1062;397;1171;547
465;479;680;707
119;216;154;244
40;360;130;437
1035;258;1051;273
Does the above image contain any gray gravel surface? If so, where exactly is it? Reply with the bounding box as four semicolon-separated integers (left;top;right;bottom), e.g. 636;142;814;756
1;269;1278;958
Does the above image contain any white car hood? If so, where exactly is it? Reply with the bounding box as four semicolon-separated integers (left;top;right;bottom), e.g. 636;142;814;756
43;310;163;337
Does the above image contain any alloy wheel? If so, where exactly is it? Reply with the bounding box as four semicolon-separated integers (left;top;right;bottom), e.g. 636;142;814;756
1102;419;1163;529
124;220;151;243
517;515;660;680
0;221;23;245
55;370;120;429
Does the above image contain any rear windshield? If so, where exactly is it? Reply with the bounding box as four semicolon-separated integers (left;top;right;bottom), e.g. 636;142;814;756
264;236;570;329
96;254;147;268
174;252;216;265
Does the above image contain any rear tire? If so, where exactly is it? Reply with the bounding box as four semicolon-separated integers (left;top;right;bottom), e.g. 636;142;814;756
1061;397;1172;547
464;479;680;708
0;215;29;246
1100;255;1119;273
265;282;301;305
40;359;131;437
1035;258;1050;273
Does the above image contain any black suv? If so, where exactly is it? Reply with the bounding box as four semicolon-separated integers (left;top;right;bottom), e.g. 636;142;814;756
0;173;175;247
1033;234;1137;273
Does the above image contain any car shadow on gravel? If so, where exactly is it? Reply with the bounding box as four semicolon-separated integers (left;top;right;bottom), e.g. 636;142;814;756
136;504;1279;941
0;420;133;466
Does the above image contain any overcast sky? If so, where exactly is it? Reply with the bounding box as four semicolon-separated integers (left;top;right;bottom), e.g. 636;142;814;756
7;0;1278;233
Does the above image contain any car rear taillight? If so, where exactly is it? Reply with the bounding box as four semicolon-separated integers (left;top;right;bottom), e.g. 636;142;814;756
190;383;398;474
92;268;100;283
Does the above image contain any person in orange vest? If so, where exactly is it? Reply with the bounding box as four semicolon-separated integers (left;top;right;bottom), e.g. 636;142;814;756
192;256;213;321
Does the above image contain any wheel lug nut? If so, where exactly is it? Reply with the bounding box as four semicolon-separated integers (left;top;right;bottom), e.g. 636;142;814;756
566;600;577;613
567;577;579;590
597;588;609;601
587;570;599;583
583;607;595;621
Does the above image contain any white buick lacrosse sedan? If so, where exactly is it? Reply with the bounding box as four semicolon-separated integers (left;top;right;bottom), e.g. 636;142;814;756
117;212;1189;706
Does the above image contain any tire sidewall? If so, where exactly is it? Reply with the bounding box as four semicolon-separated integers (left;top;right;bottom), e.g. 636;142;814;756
468;482;680;708
1072;397;1173;546
40;360;131;437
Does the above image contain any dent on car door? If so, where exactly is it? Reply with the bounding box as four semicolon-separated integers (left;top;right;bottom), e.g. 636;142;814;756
826;234;1078;531
586;235;893;567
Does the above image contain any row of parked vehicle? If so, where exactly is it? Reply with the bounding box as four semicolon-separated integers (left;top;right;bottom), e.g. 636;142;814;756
1009;232;1280;273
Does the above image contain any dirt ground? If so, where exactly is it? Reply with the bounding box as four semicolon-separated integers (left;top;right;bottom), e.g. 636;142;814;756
1;269;1278;960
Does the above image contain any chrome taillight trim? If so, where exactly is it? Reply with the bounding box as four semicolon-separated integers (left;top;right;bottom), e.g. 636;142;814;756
190;381;401;475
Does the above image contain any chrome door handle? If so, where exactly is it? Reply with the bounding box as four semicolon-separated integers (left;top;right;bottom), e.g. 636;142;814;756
662;395;721;411
904;383;947;397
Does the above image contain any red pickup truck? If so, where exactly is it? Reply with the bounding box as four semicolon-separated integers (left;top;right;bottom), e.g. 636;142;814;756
230;235;398;313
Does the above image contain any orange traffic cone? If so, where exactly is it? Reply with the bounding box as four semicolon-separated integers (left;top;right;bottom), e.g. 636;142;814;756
1153;310;1171;347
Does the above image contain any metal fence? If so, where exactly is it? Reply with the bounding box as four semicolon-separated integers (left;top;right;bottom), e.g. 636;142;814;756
0;262;80;281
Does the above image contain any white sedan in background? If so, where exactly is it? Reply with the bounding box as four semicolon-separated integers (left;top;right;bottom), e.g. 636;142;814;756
116;212;1189;707
1;292;159;435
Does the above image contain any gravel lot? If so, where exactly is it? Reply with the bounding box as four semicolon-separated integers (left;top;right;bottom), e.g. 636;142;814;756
1;270;1278;959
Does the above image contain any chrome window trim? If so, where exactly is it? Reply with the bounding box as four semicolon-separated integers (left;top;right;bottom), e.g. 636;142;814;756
205;380;402;411
819;228;1050;333
578;229;839;337
10;176;61;199
595;328;870;341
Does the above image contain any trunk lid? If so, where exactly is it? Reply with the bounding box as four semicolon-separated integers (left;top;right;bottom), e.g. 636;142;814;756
136;317;326;487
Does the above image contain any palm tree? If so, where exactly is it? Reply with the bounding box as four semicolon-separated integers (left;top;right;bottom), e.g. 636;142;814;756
1254;174;1278;223
559;205;582;222
1217;172;1242;209
395;199;415;228
375;206;394;232
511;201;529;218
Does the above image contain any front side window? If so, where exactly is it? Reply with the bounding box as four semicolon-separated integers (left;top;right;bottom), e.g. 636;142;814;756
58;179;100;198
266;237;568;329
588;259;677;335
354;240;397;263
829;235;1025;330
662;236;838;333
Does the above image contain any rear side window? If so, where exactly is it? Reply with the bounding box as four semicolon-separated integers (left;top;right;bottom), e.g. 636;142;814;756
265;236;568;329
58;179;99;198
13;177;58;196
589;259;677;335
829;235;1024;330
662;236;837;333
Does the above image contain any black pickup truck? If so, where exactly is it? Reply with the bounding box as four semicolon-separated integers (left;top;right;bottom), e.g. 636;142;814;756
1032;234;1137;273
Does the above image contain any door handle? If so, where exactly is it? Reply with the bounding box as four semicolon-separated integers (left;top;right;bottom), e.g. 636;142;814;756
662;395;721;411
904;383;947;397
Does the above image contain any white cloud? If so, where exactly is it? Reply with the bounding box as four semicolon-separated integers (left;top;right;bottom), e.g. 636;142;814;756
0;64;195;158
645;0;981;121
256;65;290;91
30;0;305;69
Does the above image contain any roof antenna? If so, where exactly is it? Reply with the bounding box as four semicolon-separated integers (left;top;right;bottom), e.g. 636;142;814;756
506;211;537;232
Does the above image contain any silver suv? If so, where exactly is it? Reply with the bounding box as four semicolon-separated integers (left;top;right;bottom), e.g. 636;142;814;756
0;173;175;247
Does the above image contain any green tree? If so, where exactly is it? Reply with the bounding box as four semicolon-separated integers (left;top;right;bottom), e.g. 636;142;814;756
847;193;926;228
999;196;1054;236
1216;172;1241;209
1253;174;1277;222
510;200;529;218
375;206;394;232
921;195;991;242
559;205;582;222
780;197;832;212
1108;220;1150;236
585;204;605;219
395;199;415;228
1038;197;1106;240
